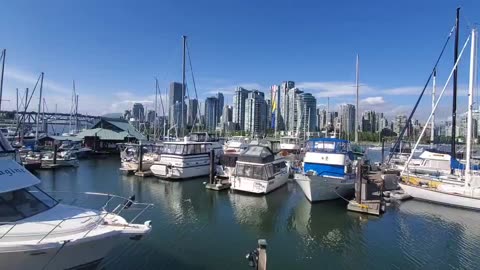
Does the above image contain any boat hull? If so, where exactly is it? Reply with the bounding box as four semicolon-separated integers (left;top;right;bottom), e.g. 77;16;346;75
295;174;355;202
231;173;289;194
41;159;79;168
0;232;121;270
121;161;154;172
150;164;210;179
399;183;480;210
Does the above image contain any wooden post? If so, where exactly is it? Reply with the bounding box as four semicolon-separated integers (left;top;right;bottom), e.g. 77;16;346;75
53;144;58;165
381;138;385;164
209;149;215;184
355;160;362;204
138;142;143;172
257;239;267;270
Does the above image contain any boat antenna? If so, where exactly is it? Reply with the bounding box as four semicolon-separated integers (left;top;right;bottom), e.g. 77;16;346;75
355;54;359;143
451;7;460;173
0;49;5;112
388;24;455;163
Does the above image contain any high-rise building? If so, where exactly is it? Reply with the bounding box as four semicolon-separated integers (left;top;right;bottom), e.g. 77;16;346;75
233;87;251;130
245;90;267;135
361;110;377;132
146;110;156;123
216;92;224;124
132;103;145;122
394;115;407;135
317;108;327;131
296;93;317;133
279;81;295;131
187;99;199;127
287;88;303;133
223;105;233;123
340;104;356;139
266;99;272;130
169;82;186;129
205;97;218;131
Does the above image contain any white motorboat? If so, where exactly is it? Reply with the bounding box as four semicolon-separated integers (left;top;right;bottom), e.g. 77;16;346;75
279;136;302;175
120;144;159;172
41;151;79;167
231;145;289;194
295;138;356;202
400;28;480;210
223;136;249;154
0;138;153;269
151;133;223;179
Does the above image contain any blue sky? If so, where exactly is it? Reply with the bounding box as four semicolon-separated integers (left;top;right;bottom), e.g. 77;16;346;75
1;0;479;121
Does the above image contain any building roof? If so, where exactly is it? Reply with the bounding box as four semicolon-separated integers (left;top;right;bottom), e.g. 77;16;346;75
90;118;146;141
76;128;138;141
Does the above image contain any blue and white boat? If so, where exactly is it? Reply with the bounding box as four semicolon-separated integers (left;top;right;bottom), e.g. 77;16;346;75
294;138;357;202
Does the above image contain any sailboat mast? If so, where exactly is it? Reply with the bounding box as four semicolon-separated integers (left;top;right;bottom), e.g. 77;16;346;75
431;68;436;147
154;79;158;141
75;94;79;133
465;28;478;187
0;49;5;112
181;35;187;137
451;7;460;171
355;54;359;143
35;72;44;142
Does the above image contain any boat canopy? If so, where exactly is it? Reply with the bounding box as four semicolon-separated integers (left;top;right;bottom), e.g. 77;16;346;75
237;146;275;164
0;159;40;193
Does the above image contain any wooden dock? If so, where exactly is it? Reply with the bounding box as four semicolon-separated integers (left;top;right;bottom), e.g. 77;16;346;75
347;166;385;216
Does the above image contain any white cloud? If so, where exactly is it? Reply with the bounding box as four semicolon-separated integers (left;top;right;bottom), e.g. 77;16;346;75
360;96;385;105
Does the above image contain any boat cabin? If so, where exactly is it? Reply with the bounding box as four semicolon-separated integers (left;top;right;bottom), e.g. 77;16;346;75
235;146;287;181
303;138;355;178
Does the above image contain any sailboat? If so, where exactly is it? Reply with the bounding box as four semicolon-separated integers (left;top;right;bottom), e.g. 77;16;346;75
400;28;480;210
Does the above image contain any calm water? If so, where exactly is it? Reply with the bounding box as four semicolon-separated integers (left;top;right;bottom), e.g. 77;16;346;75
35;157;480;270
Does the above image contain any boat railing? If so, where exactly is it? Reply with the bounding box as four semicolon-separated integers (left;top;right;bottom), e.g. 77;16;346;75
0;192;153;243
45;191;153;222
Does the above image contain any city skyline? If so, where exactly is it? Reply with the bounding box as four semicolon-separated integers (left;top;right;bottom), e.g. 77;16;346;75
1;1;478;121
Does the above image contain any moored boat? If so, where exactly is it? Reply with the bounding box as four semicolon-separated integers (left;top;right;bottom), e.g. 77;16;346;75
231;145;289;194
295;138;356;202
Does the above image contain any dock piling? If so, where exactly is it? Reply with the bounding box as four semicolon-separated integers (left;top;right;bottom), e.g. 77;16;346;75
138;142;143;173
209;149;215;184
53;144;58;165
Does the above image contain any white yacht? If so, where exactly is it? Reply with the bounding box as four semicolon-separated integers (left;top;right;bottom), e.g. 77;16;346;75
150;133;223;179
41;151;79;168
0;139;153;269
223;136;250;154
120;144;159;172
295;138;356;202
231;145;289;194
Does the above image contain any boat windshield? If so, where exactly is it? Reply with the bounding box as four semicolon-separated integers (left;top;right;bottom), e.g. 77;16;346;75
306;140;350;153
0;186;58;223
281;138;298;144
236;162;286;180
162;144;208;155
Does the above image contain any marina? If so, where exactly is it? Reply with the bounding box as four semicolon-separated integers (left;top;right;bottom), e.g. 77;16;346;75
31;156;480;269
1;1;480;269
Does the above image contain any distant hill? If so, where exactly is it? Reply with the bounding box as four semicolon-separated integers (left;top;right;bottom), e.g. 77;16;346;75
102;113;123;119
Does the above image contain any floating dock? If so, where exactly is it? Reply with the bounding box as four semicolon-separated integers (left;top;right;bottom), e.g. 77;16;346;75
347;165;386;216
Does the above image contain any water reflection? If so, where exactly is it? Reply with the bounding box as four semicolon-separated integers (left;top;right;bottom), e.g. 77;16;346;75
397;201;480;269
228;184;291;235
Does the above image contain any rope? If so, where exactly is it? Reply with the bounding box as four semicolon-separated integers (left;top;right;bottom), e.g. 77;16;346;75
388;25;456;163
41;240;70;270
186;41;202;133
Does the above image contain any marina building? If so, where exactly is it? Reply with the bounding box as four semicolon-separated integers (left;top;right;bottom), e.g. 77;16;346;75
76;118;146;153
